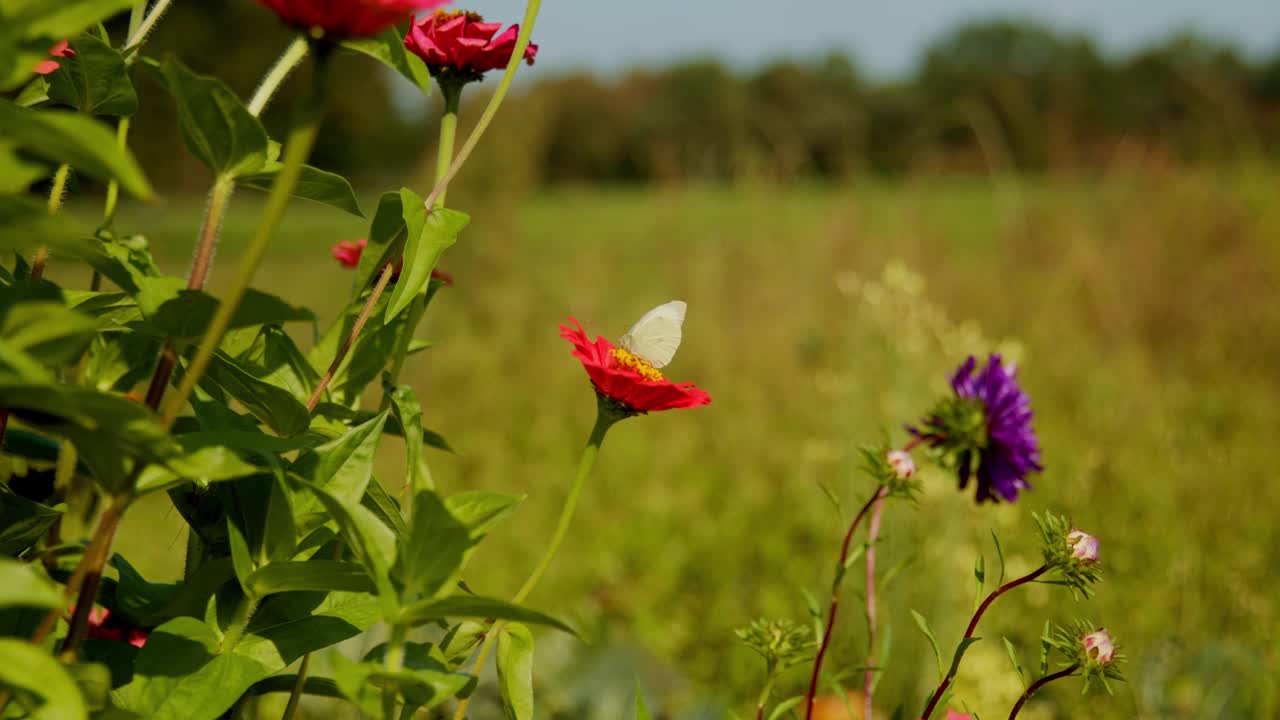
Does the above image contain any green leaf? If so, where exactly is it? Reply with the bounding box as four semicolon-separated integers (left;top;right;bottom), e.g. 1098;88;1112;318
0;486;62;556
0;195;87;257
973;553;985;610
361;479;406;539
13;76;50;108
307;293;407;407
767;696;804;720
397;490;470;598
0;300;97;368
154;57;269;178
946;636;982;681
0;138;46;190
132;433;262;495
0;638;89;719
11;0;134;38
496;623;534;720
0;557;62;609
46;32;136;115
135;276;314;343
1038;619;1052;677
289;411;388;536
384;191;468;322
398;595;574;634
1003;636;1026;688
634;680;654;720
990;530;1006;586
343;30;433;96
910;609;945;680
246;561;375;596
239;163;363;217
195;351;310;437
351;191;407;297
0;102;153;198
292;481;397;609
385;382;429;493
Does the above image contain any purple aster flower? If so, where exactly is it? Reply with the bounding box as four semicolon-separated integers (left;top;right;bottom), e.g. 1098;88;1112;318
912;354;1042;503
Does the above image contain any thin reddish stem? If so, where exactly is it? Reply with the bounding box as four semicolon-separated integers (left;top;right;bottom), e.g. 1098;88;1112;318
919;564;1049;719
306;262;395;411
31;496;129;648
1008;665;1079;719
804;485;887;720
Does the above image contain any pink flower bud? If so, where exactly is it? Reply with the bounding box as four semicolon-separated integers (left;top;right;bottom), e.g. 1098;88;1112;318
887;449;915;479
1066;528;1100;564
1082;628;1115;665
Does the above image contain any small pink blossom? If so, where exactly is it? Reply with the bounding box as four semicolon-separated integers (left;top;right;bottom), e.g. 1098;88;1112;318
331;238;453;286
887;449;916;479
1082;628;1115;665
1066;528;1100;565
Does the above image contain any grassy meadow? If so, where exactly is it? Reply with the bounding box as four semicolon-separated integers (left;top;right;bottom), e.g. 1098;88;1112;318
76;166;1280;718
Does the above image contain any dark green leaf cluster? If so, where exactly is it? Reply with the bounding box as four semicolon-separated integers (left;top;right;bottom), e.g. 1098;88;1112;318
915;395;987;484
1035;512;1104;599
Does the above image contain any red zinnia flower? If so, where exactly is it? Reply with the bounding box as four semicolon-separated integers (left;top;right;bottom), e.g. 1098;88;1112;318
405;10;537;81
33;40;74;75
331;238;453;285
74;606;148;648
560;318;710;415
257;0;451;40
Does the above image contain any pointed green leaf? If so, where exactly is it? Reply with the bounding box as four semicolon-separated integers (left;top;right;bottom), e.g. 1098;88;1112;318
246;560;375;596
195;351;310;437
497;623;535;720
0;638;88;719
990;530;1006;586
361;479;406;540
973;553;985;610
239;163;363;217
135;276;313;343
385;382;429;493
343;30;433;97
910;609;945;679
154;57;269;178
0;487;62;556
0;103;153;198
634;680;654;720
291;480;397;608
46;32;137;115
352;191;407;297
0;300;97;368
946;636;982;680
384;190;468;322
0;557;62;609
1038;619;1052;677
767;696;804;720
11;0;135;38
398;594;573;634
398;489;470;598
1003;636;1026;687
289;411;388;535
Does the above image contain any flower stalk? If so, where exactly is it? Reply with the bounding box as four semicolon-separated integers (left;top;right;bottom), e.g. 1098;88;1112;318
804;485;887;720
452;405;616;720
863;491;887;719
919;565;1049;720
1008;665;1079;719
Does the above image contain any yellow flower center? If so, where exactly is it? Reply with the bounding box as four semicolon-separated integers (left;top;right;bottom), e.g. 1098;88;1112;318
611;347;665;382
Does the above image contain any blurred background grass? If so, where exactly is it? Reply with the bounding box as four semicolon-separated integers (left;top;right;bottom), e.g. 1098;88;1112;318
40;1;1280;717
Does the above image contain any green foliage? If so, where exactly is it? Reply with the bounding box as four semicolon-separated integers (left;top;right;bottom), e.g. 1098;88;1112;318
0;102;152;198
385;189;469;322
46;32;137;116
497;622;536;720
152;56;269;179
0;638;88;719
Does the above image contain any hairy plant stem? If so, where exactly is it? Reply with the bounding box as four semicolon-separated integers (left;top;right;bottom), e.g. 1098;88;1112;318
451;408;614;720
142;39;308;411
161;73;323;428
919;564;1050;719
29;163;72;280
804;485;887;720
219;594;260;653
123;0;174;53
1008;665;1079;719
306;263;395;411
381;623;407;720
864;492;887;720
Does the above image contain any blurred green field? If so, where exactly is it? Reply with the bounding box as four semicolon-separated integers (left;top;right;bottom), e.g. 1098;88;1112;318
91;167;1280;719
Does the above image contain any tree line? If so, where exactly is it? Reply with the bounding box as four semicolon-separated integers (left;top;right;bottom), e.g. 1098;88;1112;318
123;6;1280;189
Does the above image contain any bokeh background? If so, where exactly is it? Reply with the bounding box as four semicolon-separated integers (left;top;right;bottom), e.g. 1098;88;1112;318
85;0;1280;717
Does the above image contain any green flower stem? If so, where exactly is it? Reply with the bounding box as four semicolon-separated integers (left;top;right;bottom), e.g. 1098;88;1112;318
421;0;541;210
452;408;615;720
248;36;308;116
218;594;260;653
29;163;71;280
864;492;887;720
383;84;461;392
161;117;319;428
279;653;311;720
919;564;1049;720
1008;664;1079;719
804;485;887;720
381;623;407;720
755;676;776;720
123;0;173;53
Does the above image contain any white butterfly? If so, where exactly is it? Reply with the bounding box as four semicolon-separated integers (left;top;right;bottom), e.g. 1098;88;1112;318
618;300;686;369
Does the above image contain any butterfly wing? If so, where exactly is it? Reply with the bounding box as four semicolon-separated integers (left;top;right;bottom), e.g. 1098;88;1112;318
618;300;686;368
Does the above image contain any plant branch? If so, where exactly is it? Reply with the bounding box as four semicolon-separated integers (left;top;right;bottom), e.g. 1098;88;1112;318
919;564;1050;719
864;491;887;720
46;496;130;659
804;485;887;720
123;0;174;53
1008;665;1079;719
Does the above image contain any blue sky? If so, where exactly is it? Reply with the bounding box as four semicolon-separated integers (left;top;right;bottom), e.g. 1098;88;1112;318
465;0;1280;77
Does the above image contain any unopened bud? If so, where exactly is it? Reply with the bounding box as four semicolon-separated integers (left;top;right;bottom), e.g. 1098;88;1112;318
1082;629;1115;665
887;449;915;479
1066;529;1100;564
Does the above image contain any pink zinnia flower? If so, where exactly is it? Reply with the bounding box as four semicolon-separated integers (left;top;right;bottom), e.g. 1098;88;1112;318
405;10;537;81
256;0;451;39
331;238;453;285
33;40;74;75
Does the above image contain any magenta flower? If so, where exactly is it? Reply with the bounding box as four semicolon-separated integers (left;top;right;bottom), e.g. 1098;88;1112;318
257;0;450;39
404;10;537;82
